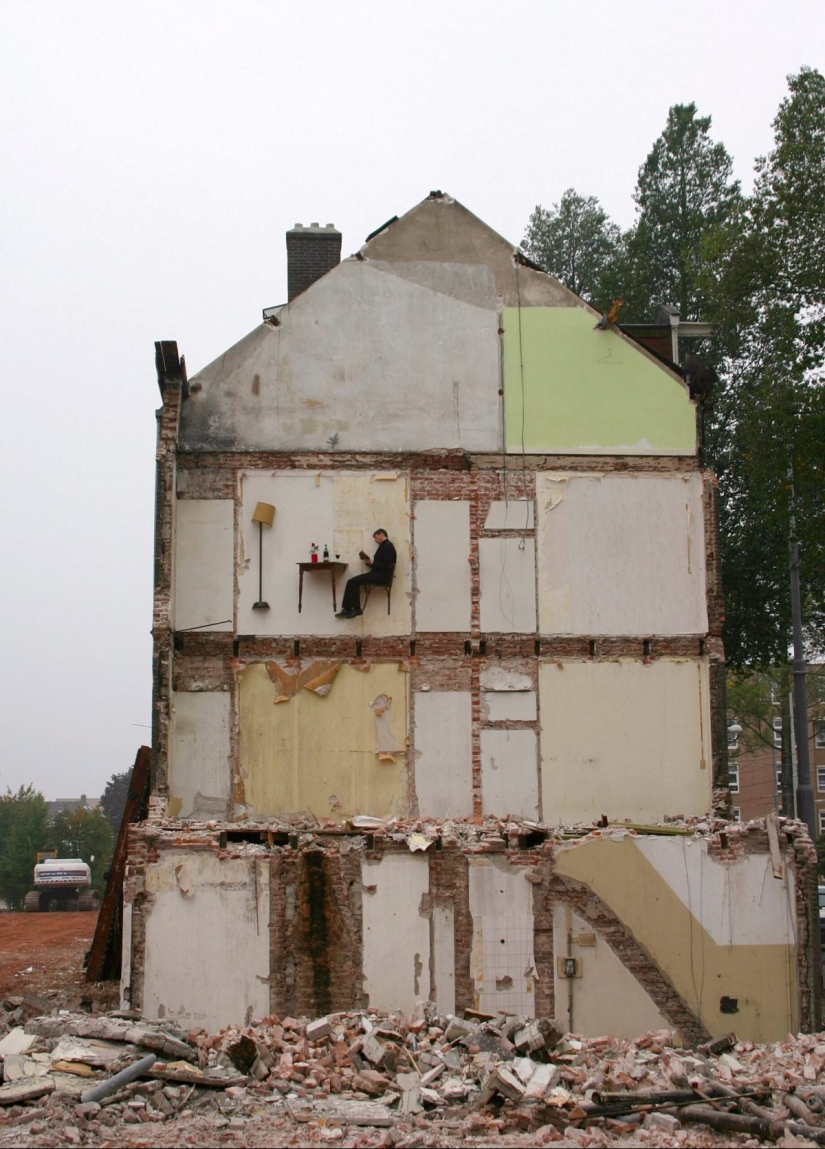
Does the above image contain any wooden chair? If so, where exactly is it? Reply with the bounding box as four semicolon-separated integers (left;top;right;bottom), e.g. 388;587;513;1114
362;567;395;614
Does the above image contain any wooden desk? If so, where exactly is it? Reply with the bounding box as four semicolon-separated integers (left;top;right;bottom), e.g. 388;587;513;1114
297;561;348;612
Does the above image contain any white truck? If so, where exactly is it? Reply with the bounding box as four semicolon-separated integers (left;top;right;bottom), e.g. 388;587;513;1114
24;857;99;912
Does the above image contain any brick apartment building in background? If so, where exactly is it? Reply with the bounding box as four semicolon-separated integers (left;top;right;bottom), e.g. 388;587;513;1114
729;675;825;832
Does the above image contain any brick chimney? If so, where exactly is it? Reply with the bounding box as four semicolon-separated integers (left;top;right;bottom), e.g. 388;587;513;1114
286;223;342;301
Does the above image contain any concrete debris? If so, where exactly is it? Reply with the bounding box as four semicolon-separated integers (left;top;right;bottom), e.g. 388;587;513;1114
4;1004;825;1145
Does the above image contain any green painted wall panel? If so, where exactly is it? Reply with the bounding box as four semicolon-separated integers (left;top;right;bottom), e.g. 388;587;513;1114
503;307;696;454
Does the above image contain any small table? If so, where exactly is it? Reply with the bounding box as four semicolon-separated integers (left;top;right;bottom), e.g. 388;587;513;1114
297;561;348;612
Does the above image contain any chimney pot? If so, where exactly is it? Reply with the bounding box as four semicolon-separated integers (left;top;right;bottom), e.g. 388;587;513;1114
286;221;342;302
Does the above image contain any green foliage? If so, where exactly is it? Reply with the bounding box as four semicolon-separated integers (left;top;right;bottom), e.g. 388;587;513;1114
100;769;132;837
45;807;114;893
0;786;49;911
622;103;741;322
522;189;622;305
704;68;825;665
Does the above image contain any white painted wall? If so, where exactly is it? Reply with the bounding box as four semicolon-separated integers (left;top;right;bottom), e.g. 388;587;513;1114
142;853;270;1031
552;905;670;1039
414;691;473;818
468;859;536;1017
481;729;539;819
173;500;234;632
479;538;536;633
483;692;537;721
180;260;502;453
536;473;707;635
635;837;797;947
238;470;410;637
362;854;430;1012
168;692;232;819
414;501;471;632
539;658;713;823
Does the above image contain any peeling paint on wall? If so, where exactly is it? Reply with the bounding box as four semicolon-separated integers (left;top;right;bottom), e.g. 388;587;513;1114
469;859;536;1017
362;854;430;1012
240;662;409;821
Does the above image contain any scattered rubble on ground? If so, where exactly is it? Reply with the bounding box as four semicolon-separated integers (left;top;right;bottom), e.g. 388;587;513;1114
3;995;825;1147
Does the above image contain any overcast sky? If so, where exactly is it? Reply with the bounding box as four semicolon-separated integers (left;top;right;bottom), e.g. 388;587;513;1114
1;0;822;799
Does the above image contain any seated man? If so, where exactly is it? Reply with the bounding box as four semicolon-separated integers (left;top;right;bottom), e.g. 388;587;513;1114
336;529;396;619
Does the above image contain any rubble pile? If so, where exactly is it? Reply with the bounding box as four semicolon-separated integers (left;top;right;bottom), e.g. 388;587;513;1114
3;998;825;1146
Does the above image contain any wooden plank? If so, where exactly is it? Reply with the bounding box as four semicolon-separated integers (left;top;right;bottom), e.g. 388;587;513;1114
86;746;151;982
0;1077;55;1106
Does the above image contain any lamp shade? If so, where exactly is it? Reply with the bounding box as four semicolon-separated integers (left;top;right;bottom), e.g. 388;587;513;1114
251;502;276;527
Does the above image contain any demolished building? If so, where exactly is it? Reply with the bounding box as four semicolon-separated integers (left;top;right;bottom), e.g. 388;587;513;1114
123;192;820;1044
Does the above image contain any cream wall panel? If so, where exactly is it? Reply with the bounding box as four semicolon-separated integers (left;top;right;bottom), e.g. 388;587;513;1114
169;692;232;819
414;501;471;632
174;500;234;632
239;661;408;822
483;692;537;722
469;860;536;1018
552;906;670;1039
481;729;539;819
537;473;707;635
143;854;270;1031
414;692;473;818
540;659;712;823
362;855;430;1012
238;471;410;637
479;538;536;633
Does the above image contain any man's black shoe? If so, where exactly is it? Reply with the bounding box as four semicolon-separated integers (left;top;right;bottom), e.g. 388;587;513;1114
335;609;352;618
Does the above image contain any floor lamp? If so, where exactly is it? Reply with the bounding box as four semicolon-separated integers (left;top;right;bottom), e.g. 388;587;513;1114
251;502;276;610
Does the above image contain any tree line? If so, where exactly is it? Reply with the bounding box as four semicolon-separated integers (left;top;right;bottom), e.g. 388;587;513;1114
0;770;131;910
522;68;825;673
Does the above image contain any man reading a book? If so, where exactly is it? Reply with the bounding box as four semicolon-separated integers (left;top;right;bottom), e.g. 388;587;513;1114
336;529;396;619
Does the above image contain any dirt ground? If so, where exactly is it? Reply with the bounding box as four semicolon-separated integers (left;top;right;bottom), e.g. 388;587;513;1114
0;912;116;1010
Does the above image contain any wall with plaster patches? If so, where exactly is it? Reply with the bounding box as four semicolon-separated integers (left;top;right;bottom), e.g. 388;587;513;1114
173;500;234;631
478;538;536;633
414;500;471;632
180;260;502;454
168;691;232;819
536;473;707;636
142;852;270;1033
540;658;712;824
480;729;539;819
468;858;536;1017
413;691;473;818
362;854;430;1012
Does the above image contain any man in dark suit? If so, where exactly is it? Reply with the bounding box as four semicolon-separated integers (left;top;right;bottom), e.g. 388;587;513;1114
336;529;396;618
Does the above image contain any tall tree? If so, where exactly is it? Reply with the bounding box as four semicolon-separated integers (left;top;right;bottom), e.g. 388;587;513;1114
100;769;132;837
0;786;49;910
622;103;741;321
522;189;622;305
704;68;825;666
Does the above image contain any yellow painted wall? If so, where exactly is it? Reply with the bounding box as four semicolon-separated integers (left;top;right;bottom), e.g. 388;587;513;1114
503;307;696;455
239;661;409;821
555;835;798;1042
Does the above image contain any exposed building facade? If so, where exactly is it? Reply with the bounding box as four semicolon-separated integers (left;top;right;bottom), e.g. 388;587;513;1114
122;194;819;1042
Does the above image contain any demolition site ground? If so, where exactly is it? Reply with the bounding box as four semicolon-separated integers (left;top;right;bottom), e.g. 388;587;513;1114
2;911;825;1148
